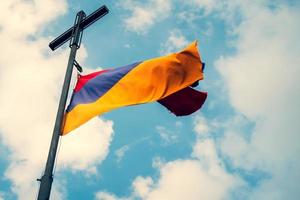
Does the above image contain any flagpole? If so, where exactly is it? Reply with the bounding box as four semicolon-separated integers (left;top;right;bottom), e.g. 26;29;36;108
37;11;86;200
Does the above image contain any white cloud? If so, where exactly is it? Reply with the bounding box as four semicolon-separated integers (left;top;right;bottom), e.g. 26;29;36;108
58;118;114;173
192;139;219;166
220;132;251;168
121;0;171;34
155;125;178;146
99;119;242;199
216;1;300;163
95;191;118;200
94;191;130;200
189;0;218;15
115;145;130;164
177;10;200;25
0;0;67;38
152;156;165;169
114;136;151;165
193;114;249;138
213;1;300;199
160;29;189;55
186;0;255;29
96;133;241;200
0;0;114;199
193;115;210;136
174;121;182;128
132;176;153;199
202;22;214;36
134;157;240;200
183;1;300;199
0;192;4;200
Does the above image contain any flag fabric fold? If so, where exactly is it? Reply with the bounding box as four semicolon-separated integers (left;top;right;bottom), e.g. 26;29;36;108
158;87;207;116
62;41;206;135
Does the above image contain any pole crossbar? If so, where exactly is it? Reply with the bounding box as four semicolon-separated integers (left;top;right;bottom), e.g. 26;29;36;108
37;5;109;200
49;5;109;51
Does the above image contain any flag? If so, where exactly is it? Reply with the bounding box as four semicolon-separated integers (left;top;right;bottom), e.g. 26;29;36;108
62;41;207;135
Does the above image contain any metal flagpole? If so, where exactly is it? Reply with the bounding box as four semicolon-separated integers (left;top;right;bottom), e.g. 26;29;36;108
37;10;85;200
37;6;109;200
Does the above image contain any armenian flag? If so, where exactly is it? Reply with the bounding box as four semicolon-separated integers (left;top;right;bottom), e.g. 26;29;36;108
62;41;207;135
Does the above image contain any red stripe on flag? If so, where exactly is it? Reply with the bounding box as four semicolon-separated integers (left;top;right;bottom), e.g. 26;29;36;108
74;69;111;92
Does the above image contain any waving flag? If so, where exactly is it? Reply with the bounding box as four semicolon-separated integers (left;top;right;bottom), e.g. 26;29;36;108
62;41;207;135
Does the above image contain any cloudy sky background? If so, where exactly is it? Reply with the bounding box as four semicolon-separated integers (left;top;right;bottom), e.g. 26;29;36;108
0;0;299;199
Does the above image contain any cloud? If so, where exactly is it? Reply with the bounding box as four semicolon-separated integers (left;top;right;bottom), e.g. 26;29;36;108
188;0;218;15
57;118;114;174
126;154;240;200
160;29;189;55
155;125;178;146
193;115;210;136
0;192;4;200
95;191;118;200
0;0;114;199
0;0;67;38
220;132;251;168
188;3;300;199
120;0;171;34
140;159;239;200
114;136;151;165
177;10;200;25
216;0;300;163
182;0;300;198
132;176;153;199
151;156;165;169
185;0;251;30
212;1;300;199
95;124;242;200
115;145;130;164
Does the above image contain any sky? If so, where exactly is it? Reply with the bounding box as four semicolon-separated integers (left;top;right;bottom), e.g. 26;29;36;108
0;0;299;199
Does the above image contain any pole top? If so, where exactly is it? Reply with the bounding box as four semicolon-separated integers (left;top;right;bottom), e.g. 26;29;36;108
69;10;86;49
49;5;109;51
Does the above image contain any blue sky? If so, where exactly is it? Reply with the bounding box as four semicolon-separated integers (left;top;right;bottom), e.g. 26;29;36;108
0;0;299;199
